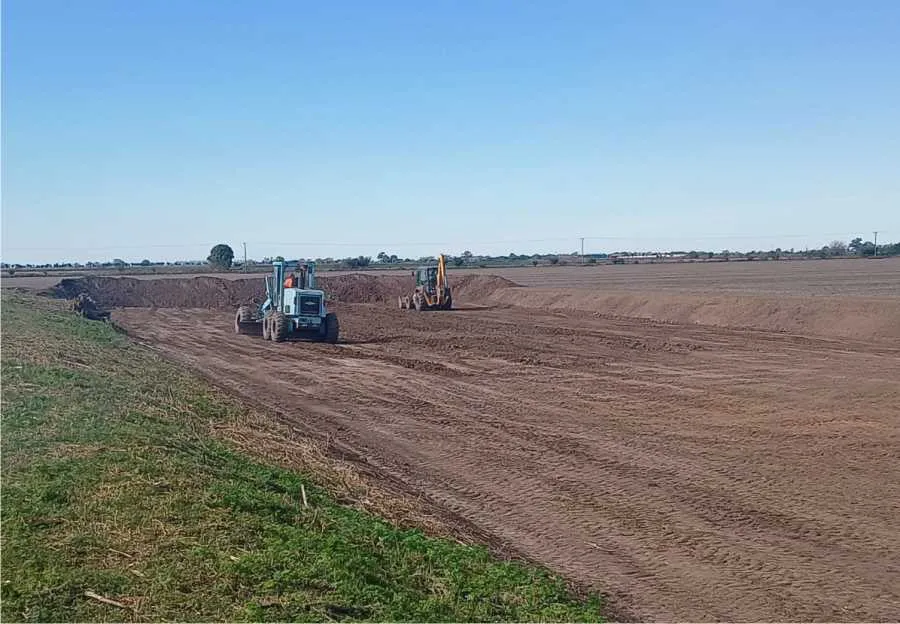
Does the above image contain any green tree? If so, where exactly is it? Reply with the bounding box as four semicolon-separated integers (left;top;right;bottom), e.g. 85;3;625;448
273;255;285;263
828;240;848;256
859;241;876;256
849;237;864;254
207;244;235;269
140;259;151;266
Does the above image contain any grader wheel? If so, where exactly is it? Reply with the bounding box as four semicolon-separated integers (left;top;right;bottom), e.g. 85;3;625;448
323;312;339;344
272;312;289;342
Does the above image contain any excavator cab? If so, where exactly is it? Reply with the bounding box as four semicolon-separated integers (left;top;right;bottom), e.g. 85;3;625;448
416;267;439;293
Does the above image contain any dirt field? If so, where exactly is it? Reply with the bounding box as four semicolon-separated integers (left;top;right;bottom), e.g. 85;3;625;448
462;257;900;296
92;269;900;622
7;257;900;297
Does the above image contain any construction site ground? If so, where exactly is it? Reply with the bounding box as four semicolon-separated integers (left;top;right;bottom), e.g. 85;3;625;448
27;260;900;621
77;263;898;622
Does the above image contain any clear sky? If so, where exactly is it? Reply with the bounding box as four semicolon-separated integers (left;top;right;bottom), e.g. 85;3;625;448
2;0;899;264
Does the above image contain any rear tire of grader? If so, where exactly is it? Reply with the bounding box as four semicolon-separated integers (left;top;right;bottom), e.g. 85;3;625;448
272;312;289;342
323;312;339;344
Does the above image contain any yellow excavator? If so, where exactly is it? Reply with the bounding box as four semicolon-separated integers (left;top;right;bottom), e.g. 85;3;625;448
399;254;452;311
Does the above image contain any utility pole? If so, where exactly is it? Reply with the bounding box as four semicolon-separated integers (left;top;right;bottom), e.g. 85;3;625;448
242;242;247;271
873;231;878;257
580;237;585;264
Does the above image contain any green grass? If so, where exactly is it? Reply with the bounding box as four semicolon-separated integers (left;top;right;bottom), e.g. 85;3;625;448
0;294;604;622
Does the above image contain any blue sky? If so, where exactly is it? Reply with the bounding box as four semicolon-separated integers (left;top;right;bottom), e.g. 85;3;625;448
2;0;899;263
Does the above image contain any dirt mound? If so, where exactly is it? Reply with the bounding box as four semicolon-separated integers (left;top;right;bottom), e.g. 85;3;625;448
450;274;519;302
487;287;900;341
52;276;264;309
320;274;413;304
48;273;517;309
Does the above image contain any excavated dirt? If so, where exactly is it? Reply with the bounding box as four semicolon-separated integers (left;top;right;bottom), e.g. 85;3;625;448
109;275;900;621
488;288;900;341
49;274;519;309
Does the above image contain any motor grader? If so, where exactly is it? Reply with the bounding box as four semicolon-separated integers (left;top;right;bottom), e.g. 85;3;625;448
398;254;452;311
234;261;339;343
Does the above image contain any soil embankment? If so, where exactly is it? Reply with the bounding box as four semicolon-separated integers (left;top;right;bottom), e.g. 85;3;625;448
487;287;900;342
49;274;518;309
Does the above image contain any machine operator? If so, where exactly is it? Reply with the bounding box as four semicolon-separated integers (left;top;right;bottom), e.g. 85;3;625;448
283;265;308;289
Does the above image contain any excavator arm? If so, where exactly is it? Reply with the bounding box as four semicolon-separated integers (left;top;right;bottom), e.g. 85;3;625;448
436;254;447;294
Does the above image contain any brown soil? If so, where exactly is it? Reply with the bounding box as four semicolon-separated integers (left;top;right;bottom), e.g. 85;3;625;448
111;288;900;621
488;288;900;341
48;274;518;309
458;256;900;296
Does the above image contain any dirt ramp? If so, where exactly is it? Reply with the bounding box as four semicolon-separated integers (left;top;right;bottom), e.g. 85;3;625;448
488;287;900;341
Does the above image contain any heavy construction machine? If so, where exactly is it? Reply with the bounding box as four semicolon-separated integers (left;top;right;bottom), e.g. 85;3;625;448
71;294;110;321
398;254;452;311
234;261;339;343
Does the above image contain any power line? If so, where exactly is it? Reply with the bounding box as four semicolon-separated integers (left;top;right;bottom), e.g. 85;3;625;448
2;232;889;254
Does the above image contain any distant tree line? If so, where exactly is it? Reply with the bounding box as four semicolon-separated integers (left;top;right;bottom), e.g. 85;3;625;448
4;236;898;275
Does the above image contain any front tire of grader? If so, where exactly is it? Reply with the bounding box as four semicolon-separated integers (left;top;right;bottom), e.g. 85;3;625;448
234;305;254;334
323;312;339;344
413;294;424;311
272;312;289;342
261;315;271;340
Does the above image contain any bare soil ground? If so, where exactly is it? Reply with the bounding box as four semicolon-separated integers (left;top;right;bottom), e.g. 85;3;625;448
461;257;900;296
112;291;900;621
8;256;900;296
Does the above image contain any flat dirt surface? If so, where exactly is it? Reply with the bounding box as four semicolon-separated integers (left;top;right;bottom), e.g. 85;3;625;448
459;257;900;296
114;300;900;622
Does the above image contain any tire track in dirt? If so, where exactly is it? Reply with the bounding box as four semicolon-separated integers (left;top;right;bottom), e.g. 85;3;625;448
114;303;900;622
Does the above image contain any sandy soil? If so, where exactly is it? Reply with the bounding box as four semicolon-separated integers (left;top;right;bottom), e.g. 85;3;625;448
114;301;900;622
